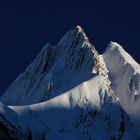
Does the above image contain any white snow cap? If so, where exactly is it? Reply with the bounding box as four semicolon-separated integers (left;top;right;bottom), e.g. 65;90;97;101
76;25;89;40
106;41;140;72
76;25;83;32
107;41;122;50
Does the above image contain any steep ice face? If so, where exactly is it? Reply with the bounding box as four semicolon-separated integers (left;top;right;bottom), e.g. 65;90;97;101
103;41;140;133
0;26;99;105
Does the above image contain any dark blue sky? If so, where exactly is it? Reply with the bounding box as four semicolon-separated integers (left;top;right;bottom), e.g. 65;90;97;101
0;1;140;94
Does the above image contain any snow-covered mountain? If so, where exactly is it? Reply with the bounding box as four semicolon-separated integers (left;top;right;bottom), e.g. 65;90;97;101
0;26;140;140
103;42;140;135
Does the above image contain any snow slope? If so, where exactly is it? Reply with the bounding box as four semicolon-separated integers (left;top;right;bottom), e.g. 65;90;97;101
0;26;140;140
1;26;99;106
103;41;140;134
5;71;139;139
8;79;138;140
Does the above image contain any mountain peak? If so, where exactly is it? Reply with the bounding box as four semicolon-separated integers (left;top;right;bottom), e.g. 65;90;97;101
76;25;89;40
0;26;100;105
104;41;140;73
76;25;84;33
75;25;98;54
58;25;94;51
0;27;140;140
107;41;123;51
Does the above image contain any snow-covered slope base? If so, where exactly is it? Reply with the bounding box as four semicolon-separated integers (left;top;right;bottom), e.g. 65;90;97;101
1;78;139;140
0;26;140;140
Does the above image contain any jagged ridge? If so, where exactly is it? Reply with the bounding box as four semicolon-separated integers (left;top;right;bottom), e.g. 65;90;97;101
0;26;99;105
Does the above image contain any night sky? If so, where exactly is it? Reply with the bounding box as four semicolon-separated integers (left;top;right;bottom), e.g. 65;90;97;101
0;1;140;94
